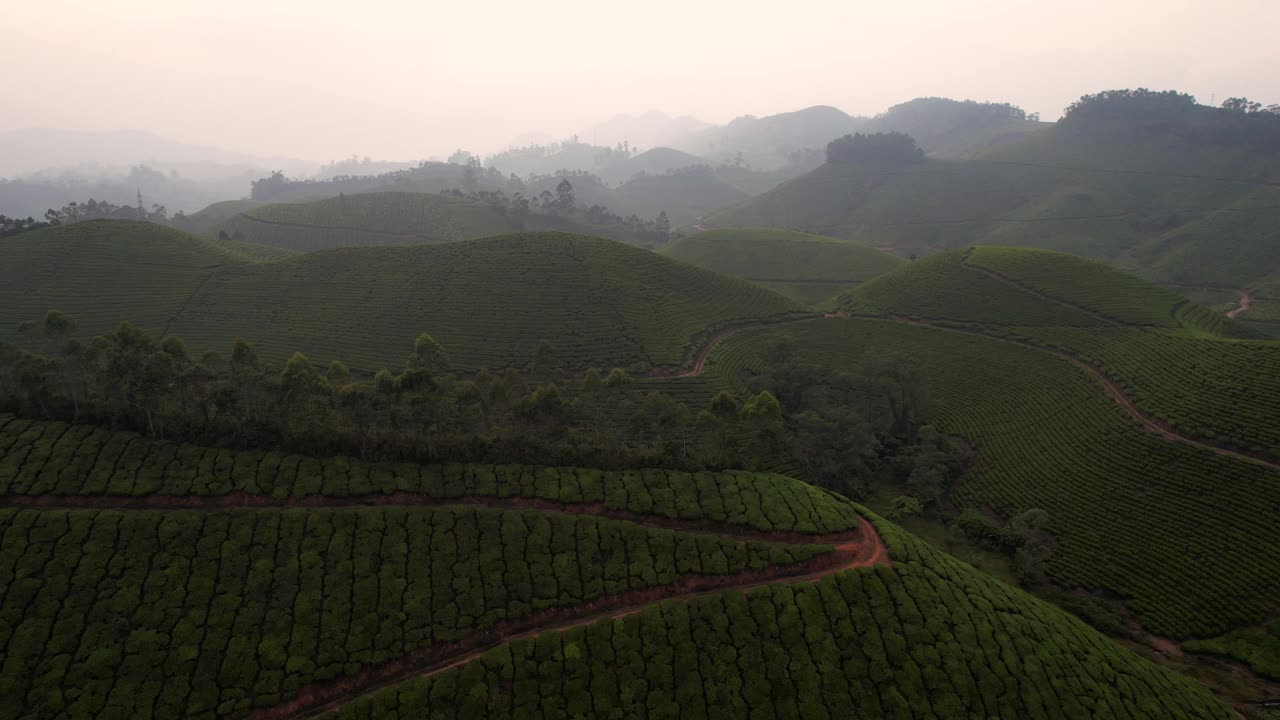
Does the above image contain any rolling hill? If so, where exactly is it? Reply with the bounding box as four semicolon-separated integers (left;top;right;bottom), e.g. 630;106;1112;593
0;221;283;346
704;313;1280;643
683;246;1280;690
612;168;749;227
221;190;686;250
219;192;557;251
0;222;806;372
864;97;1048;158
596;146;706;184
845;247;1280;454
0;413;1234;719
168;198;264;236
659;228;903;304
672;105;866;168
703;93;1280;335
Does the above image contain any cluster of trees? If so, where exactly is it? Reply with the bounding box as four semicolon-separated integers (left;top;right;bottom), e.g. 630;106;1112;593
1062;88;1199;123
1062;88;1280;131
0;313;938;497
0;198;169;238
249;162;488;203
0;506;825;718
955;507;1054;584
484;136;637;179
879;97;1038;122
441;178;672;243
745;345;966;505
1219;96;1280;115
45;197;168;224
0;214;55;238
315;155;417;179
826;132;924;165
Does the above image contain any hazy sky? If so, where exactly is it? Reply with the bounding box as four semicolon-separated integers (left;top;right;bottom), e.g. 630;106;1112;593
7;0;1279;162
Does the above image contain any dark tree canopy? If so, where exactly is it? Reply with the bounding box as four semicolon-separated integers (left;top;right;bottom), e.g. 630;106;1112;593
826;132;924;165
1061;88;1198;124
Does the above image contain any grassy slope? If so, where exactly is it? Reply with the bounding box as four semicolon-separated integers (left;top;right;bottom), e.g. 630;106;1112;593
612;171;749;227
706;110;1280;300
0;221;269;344
222;192;529;251
660;228;903;305
864;97;1049;158
0;413;1232;719
846;248;1280;453
169;198;264;236
1;224;804;372
330;516;1230;720
704;317;1280;642
0;415;860;533
169;232;805;371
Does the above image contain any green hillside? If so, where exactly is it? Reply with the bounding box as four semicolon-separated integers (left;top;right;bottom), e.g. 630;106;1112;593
0;414;1232;720
864;97;1048;158
221;192;534;251
169;198;263;236
613;169;749;227
597;146;705;184
660;228;902;304
328;518;1229;720
0;224;804;372
704;94;1280;320
0;221;276;344
845;248;1280;456
171;232;804;371
672;105;865;169
705;316;1280;641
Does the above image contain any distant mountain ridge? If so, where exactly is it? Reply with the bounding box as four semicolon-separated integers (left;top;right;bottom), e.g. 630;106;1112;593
0;128;313;179
577;111;712;150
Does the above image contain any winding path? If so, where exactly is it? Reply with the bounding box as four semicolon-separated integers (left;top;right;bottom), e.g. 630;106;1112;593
888;315;1280;472
0;490;889;719
649;315;821;379
1227;290;1253;319
654;244;1275;469
257;515;888;720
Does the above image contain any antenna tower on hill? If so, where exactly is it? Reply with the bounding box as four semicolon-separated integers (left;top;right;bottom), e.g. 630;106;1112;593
137;188;145;219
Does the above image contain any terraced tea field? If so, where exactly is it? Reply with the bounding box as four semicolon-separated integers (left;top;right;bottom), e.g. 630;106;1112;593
169;233;805;371
0;221;279;346
659;228;903;305
221;193;527;252
0;223;806;373
703;317;1280;642
846;248;1280;458
0;414;1230;719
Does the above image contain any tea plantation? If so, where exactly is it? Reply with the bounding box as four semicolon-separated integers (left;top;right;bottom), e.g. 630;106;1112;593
0;415;1232;719
845;248;1280;457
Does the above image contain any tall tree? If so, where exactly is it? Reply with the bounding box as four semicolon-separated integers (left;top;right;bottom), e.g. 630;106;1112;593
654;211;671;238
555;179;576;213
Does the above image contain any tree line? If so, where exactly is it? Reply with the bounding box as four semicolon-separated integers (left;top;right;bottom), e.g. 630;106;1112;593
1;311;954;507
1;198;169;238
441;179;671;243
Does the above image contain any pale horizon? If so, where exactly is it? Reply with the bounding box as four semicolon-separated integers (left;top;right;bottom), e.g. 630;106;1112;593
7;0;1279;164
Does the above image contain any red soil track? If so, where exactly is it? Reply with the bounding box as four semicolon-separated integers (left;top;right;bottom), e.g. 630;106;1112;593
250;515;889;720
1227;290;1253;319
889;315;1280;472
648;315;819;379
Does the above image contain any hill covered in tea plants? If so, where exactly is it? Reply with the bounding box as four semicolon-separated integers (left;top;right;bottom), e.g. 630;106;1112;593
0;223;806;372
660;228;902;305
0;414;1232;720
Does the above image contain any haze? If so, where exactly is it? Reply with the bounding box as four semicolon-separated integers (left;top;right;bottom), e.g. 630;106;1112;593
5;0;1280;162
